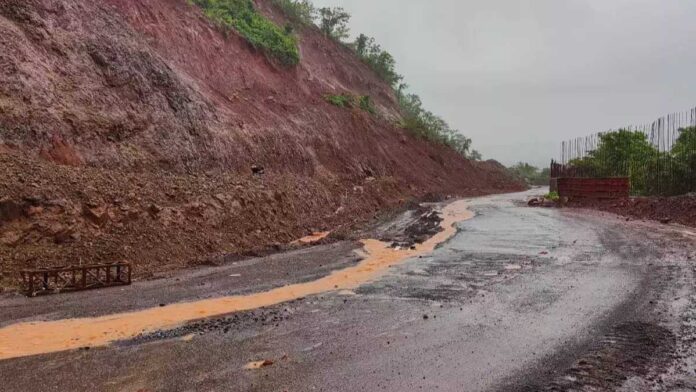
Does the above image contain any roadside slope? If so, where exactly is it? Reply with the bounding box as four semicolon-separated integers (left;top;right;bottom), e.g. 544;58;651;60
0;0;523;288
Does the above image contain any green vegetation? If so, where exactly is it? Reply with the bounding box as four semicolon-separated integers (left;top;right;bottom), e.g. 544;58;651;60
196;0;480;159
358;95;376;114
672;127;696;195
397;91;476;158
191;0;300;65
568;130;654;194
317;7;351;40
325;93;375;114
509;162;550;186
545;191;560;201
271;0;315;26
353;34;403;88
271;3;478;158
567;128;696;196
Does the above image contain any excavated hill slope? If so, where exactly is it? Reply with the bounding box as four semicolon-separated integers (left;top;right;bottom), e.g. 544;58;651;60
0;0;523;288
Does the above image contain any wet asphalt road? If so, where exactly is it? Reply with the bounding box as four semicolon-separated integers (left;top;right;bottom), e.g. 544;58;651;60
1;190;695;391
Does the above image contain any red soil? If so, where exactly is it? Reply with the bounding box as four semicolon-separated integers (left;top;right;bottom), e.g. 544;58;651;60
569;196;696;228
0;0;524;289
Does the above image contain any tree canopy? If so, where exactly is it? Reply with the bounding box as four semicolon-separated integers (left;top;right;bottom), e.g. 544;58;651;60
317;7;350;40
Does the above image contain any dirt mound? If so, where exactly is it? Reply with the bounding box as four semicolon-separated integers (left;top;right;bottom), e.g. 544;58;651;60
0;0;524;289
570;195;696;228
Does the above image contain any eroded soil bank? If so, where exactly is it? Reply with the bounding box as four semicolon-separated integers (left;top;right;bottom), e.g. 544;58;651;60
0;151;522;291
0;0;525;290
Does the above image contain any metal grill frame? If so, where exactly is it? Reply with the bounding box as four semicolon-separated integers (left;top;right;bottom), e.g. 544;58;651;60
20;263;132;297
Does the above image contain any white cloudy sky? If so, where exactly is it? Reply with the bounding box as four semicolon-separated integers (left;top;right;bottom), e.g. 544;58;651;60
310;0;696;167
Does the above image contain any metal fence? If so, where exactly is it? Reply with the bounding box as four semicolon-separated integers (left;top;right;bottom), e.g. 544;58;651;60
552;107;696;196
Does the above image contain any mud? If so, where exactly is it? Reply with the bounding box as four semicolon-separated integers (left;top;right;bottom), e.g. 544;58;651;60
511;322;677;391
0;191;694;392
0;200;472;360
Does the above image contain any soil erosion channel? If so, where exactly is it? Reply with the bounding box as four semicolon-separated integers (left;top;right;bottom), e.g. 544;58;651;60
0;201;473;360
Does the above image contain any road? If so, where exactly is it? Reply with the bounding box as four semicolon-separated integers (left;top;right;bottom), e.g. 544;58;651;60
1;190;695;391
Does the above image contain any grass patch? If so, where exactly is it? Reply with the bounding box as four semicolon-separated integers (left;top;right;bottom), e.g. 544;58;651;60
325;93;375;114
191;0;300;66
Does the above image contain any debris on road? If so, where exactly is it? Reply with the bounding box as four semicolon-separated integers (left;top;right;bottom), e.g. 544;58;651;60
244;359;274;370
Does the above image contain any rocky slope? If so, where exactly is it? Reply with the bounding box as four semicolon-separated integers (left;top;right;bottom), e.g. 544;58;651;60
0;0;523;289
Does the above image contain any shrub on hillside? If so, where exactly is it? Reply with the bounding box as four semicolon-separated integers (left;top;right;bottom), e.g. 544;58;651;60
196;0;481;160
191;0;300;66
271;0;315;26
397;91;477;159
353;34;403;88
325;93;375;114
317;7;351;40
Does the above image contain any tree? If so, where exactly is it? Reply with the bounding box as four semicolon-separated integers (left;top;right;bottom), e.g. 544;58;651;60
353;34;402;87
590;130;656;177
673;127;696;160
566;130;659;195
509;163;549;185
272;0;316;26
354;33;369;57
469;150;483;161
318;7;350;41
672;126;696;193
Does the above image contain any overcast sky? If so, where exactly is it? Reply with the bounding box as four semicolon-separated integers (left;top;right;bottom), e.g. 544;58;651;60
311;0;696;167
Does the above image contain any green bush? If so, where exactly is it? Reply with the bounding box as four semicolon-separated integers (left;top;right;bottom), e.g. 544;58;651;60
325;93;375;114
318;7;351;40
358;95;375;114
545;191;560;201
352;34;403;88
325;94;353;108
191;0;300;66
396;91;477;158
272;0;315;26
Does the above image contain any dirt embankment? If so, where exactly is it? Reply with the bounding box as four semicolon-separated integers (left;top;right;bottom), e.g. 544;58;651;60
569;195;696;228
0;0;524;289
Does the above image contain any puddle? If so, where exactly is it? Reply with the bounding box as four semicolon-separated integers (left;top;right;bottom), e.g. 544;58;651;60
292;231;331;245
0;200;472;360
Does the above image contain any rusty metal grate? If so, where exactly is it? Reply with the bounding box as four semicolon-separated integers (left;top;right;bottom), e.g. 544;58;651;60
20;263;131;297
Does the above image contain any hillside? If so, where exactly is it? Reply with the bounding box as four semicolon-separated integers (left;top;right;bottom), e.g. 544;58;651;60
0;0;523;287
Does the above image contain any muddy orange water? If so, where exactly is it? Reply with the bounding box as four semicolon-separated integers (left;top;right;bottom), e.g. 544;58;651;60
0;200;472;360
